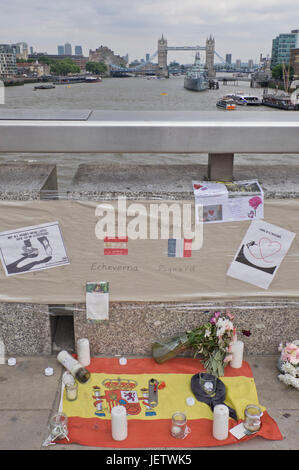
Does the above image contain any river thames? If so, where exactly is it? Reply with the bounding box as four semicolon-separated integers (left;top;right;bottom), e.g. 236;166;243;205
1;75;298;190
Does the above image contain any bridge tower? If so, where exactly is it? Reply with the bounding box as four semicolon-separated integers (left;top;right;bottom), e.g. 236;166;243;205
206;35;216;78
158;34;168;77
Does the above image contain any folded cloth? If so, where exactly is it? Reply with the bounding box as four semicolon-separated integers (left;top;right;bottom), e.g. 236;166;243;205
191;372;238;420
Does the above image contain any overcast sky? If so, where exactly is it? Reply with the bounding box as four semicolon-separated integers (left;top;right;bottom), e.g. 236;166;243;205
1;0;299;63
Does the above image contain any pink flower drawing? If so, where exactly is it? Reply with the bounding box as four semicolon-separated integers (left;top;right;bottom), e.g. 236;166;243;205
249;196;262;215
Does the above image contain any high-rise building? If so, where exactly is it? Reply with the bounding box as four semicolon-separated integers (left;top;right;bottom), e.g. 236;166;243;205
0;44;17;77
145;53;150;62
75;45;83;56
271;29;299;68
225;54;232;65
236;59;241;69
58;45;65;55
248;59;254;69
64;42;72;55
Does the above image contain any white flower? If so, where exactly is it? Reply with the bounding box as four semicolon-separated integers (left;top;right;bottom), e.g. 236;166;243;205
278;373;299;391
216;318;234;337
281;361;299;378
204;329;211;338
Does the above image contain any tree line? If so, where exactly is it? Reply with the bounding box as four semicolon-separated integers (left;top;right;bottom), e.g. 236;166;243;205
37;56;107;76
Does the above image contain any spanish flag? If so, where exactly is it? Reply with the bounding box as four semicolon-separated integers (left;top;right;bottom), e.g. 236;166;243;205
59;357;282;448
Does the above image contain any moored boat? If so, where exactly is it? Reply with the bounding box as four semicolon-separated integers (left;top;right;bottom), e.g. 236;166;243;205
53;75;102;85
184;53;209;92
262;90;298;110
84;76;102;83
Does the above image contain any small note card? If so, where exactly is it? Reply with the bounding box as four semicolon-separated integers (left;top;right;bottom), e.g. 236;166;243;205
229;422;257;440
86;281;109;322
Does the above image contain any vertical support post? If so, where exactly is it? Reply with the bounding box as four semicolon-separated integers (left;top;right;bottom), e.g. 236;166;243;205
208;153;234;181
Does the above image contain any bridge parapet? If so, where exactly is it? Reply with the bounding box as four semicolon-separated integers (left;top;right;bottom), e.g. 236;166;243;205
0;109;299;181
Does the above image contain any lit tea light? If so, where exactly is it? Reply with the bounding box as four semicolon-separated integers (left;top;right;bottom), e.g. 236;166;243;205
171;425;182;436
204;381;214;392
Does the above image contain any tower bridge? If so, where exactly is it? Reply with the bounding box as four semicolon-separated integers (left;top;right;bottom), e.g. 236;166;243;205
157;34;216;78
110;34;221;78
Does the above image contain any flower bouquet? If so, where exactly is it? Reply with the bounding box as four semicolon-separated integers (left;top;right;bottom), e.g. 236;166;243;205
152;311;236;377
277;341;299;391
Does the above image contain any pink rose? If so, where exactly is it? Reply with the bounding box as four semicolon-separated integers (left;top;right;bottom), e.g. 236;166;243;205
210;311;221;324
249;196;262;211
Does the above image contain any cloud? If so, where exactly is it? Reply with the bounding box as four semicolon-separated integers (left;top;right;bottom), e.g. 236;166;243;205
0;0;299;61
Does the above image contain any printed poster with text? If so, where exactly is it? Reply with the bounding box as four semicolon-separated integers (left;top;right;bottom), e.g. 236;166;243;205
0;221;69;276
227;220;296;289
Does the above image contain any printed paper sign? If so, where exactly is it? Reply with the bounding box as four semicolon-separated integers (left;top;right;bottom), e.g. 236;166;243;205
0;222;69;276
227;220;296;289
86;282;109;321
193;180;264;224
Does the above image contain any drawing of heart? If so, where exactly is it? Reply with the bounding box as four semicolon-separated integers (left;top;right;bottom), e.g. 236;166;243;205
194;184;203;190
208;210;215;216
248;237;281;264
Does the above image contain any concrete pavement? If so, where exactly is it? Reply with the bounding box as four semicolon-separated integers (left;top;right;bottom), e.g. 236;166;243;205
0;355;298;451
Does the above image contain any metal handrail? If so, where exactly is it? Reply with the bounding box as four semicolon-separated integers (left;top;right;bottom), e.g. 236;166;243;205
0;110;298;154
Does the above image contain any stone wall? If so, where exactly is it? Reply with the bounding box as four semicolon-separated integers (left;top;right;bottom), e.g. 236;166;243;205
73;300;299;357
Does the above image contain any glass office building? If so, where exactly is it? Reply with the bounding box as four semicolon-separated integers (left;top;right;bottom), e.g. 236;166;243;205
271;30;299;68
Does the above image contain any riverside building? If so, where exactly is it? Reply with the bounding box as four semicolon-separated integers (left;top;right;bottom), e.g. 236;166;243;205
271;29;299;68
0;44;17;77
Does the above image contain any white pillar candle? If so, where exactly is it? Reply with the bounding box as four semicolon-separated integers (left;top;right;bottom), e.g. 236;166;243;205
0;339;5;365
77;338;91;367
213;404;229;440
230;340;244;368
111;405;128;441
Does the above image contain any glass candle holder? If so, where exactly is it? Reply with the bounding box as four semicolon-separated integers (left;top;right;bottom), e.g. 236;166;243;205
244;404;263;432
49;412;68;440
65;381;78;401
171;412;187;439
199;373;217;396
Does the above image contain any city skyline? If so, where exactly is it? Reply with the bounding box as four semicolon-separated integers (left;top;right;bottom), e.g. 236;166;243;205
1;0;299;63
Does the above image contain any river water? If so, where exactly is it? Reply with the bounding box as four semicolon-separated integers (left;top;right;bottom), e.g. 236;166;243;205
1;75;298;190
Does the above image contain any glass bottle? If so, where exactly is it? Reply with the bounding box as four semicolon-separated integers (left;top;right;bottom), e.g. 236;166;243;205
57;350;90;384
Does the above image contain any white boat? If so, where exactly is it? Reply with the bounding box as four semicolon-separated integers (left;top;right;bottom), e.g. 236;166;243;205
227;93;261;106
216;97;236;110
85;76;102;83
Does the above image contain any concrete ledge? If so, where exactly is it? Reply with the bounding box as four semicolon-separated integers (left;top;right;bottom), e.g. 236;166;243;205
0;163;57;200
69;163;299;199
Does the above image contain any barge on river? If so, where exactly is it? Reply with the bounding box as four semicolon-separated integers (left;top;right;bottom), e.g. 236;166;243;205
262;90;298;110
